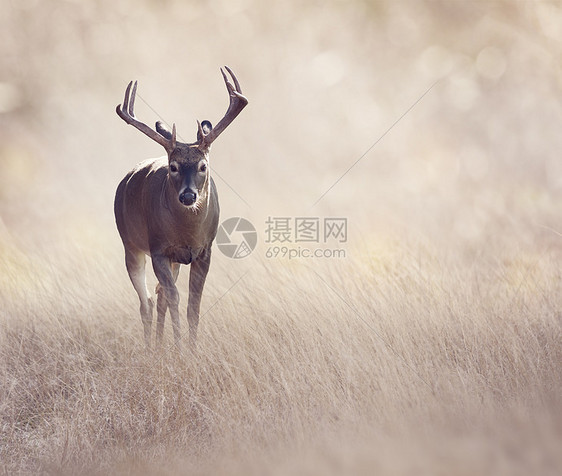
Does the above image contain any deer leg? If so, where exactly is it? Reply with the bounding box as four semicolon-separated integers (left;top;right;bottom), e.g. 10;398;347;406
155;262;180;346
187;248;211;348
155;283;166;346
152;255;182;347
125;249;153;348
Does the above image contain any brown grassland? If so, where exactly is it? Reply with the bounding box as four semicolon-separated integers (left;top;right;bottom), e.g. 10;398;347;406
1;1;561;474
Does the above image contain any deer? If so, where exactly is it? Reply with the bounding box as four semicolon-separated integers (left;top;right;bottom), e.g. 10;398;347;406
114;67;248;349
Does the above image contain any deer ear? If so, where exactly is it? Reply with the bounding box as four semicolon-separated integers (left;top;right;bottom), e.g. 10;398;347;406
197;120;213;143
155;121;173;140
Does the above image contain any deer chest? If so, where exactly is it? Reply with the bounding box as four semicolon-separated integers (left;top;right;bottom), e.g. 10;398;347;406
164;245;202;265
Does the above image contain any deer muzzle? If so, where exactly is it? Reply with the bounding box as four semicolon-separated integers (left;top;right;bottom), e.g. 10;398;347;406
179;190;197;206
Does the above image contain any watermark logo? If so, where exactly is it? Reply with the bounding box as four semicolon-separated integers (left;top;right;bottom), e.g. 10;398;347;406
265;216;347;259
217;216;347;260
265;217;347;244
216;217;257;259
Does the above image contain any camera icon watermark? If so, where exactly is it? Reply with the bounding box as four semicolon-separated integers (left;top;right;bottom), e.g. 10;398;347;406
216;217;258;259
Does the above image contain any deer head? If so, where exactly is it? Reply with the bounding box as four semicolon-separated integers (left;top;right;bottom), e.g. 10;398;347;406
116;66;248;210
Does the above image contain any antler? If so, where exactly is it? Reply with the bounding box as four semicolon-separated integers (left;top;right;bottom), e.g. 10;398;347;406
199;66;248;148
116;81;176;152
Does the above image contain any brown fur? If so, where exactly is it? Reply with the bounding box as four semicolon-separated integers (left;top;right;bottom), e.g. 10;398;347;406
114;68;247;348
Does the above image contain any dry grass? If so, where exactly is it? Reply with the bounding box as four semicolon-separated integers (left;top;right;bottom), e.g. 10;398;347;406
1;0;562;474
1;236;561;474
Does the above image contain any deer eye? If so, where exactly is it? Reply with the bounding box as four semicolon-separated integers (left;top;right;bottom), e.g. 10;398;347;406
169;164;178;173
199;163;207;173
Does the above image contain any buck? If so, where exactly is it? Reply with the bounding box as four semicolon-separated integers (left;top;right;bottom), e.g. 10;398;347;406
114;67;248;348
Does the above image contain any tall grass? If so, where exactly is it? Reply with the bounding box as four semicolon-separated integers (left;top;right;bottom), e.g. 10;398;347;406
1;233;560;474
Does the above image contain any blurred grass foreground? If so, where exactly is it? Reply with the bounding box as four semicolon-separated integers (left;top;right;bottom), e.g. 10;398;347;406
1;0;562;474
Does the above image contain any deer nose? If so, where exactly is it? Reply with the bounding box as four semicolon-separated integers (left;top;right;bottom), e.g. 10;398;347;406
179;191;197;205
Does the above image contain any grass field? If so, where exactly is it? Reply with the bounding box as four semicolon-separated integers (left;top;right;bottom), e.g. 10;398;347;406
1;0;561;474
1;226;561;474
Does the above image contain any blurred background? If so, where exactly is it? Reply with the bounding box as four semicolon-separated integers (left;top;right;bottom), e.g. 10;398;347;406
1;0;561;261
0;0;560;306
